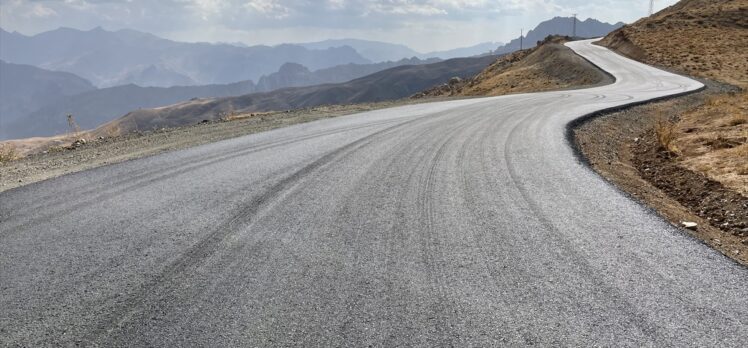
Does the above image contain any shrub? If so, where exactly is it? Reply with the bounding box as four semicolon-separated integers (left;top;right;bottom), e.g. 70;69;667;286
655;117;678;154
0;143;18;163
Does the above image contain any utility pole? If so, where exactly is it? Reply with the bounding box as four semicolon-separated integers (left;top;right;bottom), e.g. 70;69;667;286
520;28;523;50
649;0;655;16
572;14;577;37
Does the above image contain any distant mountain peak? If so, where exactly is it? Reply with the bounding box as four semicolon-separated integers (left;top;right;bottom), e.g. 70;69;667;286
493;17;624;55
278;62;311;74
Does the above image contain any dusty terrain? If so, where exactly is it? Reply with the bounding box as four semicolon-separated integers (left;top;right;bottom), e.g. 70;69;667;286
0;99;447;192
414;36;610;98
577;0;748;263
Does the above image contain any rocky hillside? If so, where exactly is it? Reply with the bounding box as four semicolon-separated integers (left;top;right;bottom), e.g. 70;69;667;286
414;36;608;98
599;0;747;88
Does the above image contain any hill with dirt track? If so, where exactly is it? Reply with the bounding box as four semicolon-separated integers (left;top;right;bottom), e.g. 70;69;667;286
414;36;609;98
599;0;747;88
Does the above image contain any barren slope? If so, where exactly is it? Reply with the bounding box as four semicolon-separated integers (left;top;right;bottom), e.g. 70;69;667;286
597;0;747;194
415;37;609;98
599;0;747;88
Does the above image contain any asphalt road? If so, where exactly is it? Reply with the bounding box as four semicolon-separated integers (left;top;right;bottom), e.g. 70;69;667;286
1;40;746;346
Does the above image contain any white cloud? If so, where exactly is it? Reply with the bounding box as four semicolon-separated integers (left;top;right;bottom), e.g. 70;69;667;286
27;3;58;18
244;0;291;19
0;0;682;51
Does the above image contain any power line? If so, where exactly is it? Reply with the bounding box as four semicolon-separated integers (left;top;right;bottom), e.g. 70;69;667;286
520;28;524;50
649;0;655;15
572;14;577;37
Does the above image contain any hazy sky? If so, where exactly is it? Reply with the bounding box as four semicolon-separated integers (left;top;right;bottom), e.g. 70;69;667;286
1;0;680;52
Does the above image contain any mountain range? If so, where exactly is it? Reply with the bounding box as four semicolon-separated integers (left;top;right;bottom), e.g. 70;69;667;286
2;57;439;139
299;39;503;61
96;55;498;136
0;27;371;88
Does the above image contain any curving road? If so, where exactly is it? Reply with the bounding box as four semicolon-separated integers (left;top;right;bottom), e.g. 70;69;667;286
1;40;746;346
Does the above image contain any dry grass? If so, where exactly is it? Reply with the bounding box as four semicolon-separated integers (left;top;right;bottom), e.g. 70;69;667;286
654;114;679;154
674;92;748;195
0;143;18;163
726;114;747;127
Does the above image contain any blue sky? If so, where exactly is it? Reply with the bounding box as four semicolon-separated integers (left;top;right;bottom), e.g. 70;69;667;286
0;0;680;51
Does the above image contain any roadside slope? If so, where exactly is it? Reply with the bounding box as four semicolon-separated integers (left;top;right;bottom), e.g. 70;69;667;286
576;0;748;262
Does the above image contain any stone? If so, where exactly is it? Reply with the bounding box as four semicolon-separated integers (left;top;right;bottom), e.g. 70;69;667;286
681;221;698;230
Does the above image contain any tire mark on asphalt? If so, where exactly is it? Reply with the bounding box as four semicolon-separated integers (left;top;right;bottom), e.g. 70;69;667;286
84;114;444;344
501;107;662;343
413;112;482;345
3;119;407;223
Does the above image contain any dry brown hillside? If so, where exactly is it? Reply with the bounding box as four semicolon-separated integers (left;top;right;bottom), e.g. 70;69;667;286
600;0;747;87
599;0;747;195
413;36;609;98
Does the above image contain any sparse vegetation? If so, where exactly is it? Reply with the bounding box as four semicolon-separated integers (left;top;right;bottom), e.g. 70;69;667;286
0;143;18;163
726;114;747;127
600;0;748;88
655;115;678;154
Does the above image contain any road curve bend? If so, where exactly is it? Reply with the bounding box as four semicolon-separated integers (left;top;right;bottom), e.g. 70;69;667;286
1;40;746;346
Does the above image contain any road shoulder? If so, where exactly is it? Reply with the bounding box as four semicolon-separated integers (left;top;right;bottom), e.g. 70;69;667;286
573;79;748;265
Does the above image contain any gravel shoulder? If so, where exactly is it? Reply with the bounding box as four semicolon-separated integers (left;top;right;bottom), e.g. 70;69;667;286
574;78;748;265
0;98;459;192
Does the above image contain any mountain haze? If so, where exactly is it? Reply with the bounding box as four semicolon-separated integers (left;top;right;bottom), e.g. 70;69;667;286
97;55;496;135
301;39;505;61
299;39;421;63
420;42;504;59
0;61;95;138
3;57;438;139
0;27;370;88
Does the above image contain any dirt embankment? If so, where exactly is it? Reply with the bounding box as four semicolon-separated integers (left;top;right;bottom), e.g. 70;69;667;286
578;0;748;264
575;81;748;265
413;36;611;98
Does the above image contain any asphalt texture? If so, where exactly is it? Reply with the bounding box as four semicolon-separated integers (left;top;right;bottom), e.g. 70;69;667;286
1;40;746;347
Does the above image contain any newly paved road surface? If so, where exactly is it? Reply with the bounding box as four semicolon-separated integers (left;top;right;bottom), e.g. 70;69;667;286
1;40;746;346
